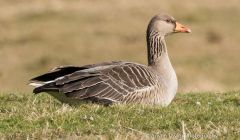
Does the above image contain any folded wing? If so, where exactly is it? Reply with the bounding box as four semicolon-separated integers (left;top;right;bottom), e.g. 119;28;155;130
30;61;157;103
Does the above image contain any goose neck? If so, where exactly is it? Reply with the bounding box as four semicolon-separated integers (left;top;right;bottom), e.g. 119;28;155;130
147;31;168;66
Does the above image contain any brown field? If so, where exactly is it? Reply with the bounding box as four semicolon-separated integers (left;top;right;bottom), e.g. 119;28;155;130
0;0;239;93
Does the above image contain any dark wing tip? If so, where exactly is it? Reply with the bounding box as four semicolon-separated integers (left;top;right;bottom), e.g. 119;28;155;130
30;66;85;82
33;87;42;94
32;84;60;94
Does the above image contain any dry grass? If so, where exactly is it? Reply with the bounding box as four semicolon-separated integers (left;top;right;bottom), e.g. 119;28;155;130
0;0;240;93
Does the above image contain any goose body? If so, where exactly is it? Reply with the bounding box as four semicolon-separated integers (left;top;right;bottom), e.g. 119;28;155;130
30;14;190;106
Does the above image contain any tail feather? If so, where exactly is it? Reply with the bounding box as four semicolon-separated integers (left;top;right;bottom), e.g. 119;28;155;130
31;82;59;94
29;82;43;88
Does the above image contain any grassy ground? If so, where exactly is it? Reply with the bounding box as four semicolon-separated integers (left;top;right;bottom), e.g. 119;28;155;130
0;1;239;139
0;0;240;93
0;91;239;139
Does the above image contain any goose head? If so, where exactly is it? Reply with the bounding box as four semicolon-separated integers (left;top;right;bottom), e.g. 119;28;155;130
147;14;191;36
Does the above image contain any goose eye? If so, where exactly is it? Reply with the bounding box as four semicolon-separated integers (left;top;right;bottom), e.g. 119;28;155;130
166;19;171;23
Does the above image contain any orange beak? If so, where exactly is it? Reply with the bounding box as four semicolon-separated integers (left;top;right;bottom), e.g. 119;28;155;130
174;22;191;33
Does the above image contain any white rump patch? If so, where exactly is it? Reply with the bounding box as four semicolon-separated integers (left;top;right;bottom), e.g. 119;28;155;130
29;82;43;87
29;76;65;87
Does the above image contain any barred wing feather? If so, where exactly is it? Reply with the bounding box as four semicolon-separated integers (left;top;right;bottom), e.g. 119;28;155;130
31;61;158;103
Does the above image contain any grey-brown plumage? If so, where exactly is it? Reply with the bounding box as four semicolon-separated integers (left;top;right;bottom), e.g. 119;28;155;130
30;14;191;106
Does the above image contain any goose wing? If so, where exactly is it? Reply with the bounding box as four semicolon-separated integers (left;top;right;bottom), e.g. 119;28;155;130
30;61;157;103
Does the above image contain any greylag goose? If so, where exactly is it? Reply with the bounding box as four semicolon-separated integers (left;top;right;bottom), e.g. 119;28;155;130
30;14;191;106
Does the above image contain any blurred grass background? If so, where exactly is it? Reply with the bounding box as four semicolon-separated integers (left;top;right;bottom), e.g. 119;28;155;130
0;0;239;93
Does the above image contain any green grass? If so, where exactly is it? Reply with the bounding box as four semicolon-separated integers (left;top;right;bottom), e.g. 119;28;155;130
0;91;239;139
